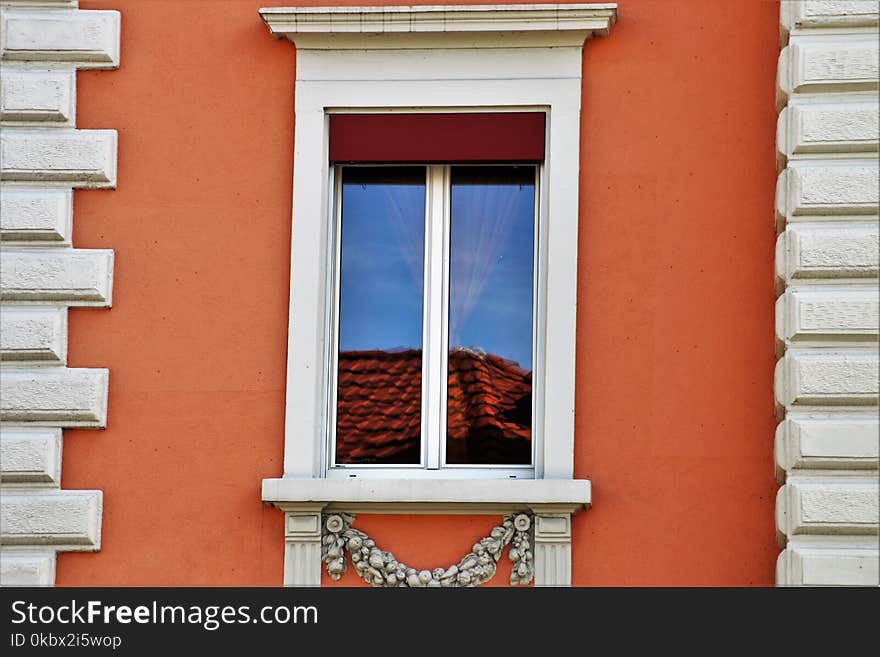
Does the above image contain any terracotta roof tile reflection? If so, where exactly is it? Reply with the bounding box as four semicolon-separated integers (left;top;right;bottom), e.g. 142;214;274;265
336;348;531;465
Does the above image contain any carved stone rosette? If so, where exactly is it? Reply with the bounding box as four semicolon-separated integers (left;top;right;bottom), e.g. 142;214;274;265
321;513;535;587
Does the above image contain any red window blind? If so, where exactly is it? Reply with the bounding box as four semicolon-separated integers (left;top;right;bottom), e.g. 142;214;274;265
329;112;545;163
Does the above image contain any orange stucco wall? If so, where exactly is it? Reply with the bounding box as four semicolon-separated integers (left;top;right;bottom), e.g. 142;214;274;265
59;0;779;587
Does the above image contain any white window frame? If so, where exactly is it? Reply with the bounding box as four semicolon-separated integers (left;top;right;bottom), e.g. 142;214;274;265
327;163;541;479
288;96;575;482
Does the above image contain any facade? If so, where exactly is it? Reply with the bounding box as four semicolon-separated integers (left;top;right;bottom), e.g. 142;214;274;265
0;0;877;588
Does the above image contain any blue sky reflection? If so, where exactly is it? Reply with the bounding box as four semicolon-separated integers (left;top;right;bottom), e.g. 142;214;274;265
338;167;426;353
449;166;535;370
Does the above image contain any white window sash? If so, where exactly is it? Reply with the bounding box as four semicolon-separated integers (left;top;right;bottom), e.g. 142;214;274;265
326;163;539;478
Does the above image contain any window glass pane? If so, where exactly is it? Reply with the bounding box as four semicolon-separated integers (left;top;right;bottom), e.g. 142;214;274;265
336;167;426;464
447;166;535;465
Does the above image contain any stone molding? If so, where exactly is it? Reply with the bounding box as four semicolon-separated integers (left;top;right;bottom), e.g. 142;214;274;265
268;479;587;585
774;0;880;586
321;513;535;587
281;506;324;587
260;4;617;42
278;505;575;587
0;0;118;586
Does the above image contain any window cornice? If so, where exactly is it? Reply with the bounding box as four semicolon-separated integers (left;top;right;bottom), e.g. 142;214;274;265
259;4;618;41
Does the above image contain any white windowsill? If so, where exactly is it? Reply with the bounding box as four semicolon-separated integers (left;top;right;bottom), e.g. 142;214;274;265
262;477;591;515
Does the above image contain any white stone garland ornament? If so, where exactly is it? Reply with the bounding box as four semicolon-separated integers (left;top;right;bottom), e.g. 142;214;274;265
321;513;534;587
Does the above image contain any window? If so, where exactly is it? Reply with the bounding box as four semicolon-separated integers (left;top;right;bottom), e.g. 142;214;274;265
330;164;538;477
258;2;616;587
260;4;616;491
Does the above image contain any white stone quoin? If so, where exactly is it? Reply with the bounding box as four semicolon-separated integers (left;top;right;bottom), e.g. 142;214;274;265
777;101;879;156
0;306;67;363
0;68;75;125
774;0;880;586
0;428;62;486
0;551;56;587
777;477;880;537
775;351;880;407
0;129;117;186
0;187;72;244
0;8;120;67
776;164;879;219
776;416;880;473
0;248;114;305
778;39;879;96
0;0;119;586
0;367;109;427
776;287;879;346
777;545;879;587
0;489;102;549
776;223;879;282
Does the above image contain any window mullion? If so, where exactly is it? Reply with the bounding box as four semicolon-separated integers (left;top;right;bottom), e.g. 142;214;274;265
327;165;342;472
423;165;448;470
438;166;451;468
